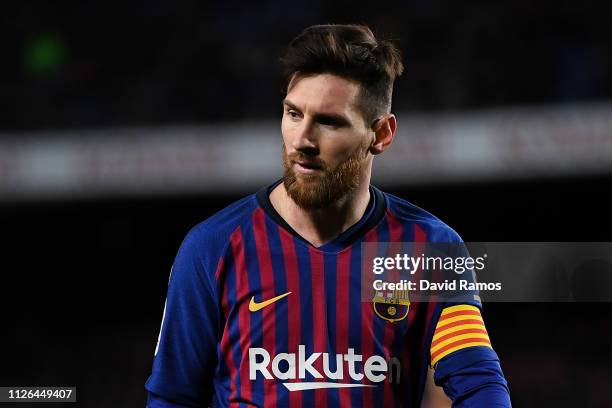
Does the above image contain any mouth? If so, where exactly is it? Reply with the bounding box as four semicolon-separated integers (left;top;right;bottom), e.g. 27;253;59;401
293;161;323;174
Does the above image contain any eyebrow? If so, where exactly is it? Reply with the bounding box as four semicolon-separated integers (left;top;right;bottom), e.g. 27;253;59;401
283;99;352;127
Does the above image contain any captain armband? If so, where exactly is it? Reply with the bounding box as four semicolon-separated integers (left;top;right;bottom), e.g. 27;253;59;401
430;304;492;367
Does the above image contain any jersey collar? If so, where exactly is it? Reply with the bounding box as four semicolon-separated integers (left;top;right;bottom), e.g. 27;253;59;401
256;179;387;251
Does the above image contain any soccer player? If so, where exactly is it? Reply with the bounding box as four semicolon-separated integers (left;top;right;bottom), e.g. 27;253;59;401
145;24;511;407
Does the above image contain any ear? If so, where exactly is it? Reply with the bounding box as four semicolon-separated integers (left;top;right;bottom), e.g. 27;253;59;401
369;114;397;155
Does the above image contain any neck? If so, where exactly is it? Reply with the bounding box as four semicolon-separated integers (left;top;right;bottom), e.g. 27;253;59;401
269;175;371;248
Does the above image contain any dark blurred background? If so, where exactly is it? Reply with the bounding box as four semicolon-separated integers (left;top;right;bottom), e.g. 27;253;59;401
1;1;612;407
2;1;611;130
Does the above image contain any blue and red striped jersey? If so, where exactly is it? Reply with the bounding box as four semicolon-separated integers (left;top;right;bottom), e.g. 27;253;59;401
145;181;491;407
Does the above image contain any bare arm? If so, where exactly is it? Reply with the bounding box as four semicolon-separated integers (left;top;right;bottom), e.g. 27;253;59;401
421;367;452;408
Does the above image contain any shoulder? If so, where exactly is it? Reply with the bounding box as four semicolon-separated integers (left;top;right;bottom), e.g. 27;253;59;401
173;194;258;282
381;190;463;243
159;194;260;327
174;193;259;277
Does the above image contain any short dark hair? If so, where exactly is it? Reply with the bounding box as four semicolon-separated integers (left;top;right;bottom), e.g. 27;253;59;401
280;24;404;126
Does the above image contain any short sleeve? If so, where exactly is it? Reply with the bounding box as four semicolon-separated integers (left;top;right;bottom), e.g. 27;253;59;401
145;229;220;406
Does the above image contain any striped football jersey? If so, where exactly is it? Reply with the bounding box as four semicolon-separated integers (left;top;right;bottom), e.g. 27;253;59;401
145;180;492;407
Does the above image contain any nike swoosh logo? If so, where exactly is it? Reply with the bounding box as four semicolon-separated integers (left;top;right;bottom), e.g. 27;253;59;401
249;291;292;312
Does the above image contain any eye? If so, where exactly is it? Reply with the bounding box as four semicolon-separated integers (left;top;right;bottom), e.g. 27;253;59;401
318;117;340;127
317;116;346;129
286;109;301;120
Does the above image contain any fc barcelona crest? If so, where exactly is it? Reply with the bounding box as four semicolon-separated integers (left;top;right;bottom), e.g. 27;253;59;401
372;290;410;323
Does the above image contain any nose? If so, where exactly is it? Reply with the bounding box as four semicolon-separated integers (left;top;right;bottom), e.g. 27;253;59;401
291;120;319;156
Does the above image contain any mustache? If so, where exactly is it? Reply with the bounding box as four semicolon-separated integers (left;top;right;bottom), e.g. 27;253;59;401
286;152;326;170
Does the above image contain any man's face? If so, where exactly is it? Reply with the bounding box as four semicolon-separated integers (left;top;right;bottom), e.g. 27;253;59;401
281;73;373;210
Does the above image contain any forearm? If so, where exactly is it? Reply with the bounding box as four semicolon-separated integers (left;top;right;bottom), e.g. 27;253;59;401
434;347;511;407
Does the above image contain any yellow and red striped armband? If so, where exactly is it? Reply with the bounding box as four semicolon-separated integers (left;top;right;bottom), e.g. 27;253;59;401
430;304;492;367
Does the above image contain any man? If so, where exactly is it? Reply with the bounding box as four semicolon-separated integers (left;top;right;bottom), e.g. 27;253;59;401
145;24;511;407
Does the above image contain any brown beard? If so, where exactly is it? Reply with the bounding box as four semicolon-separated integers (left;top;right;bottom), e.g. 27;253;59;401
282;142;369;210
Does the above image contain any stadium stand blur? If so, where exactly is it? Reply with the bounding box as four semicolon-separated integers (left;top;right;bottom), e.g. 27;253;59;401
1;1;611;407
